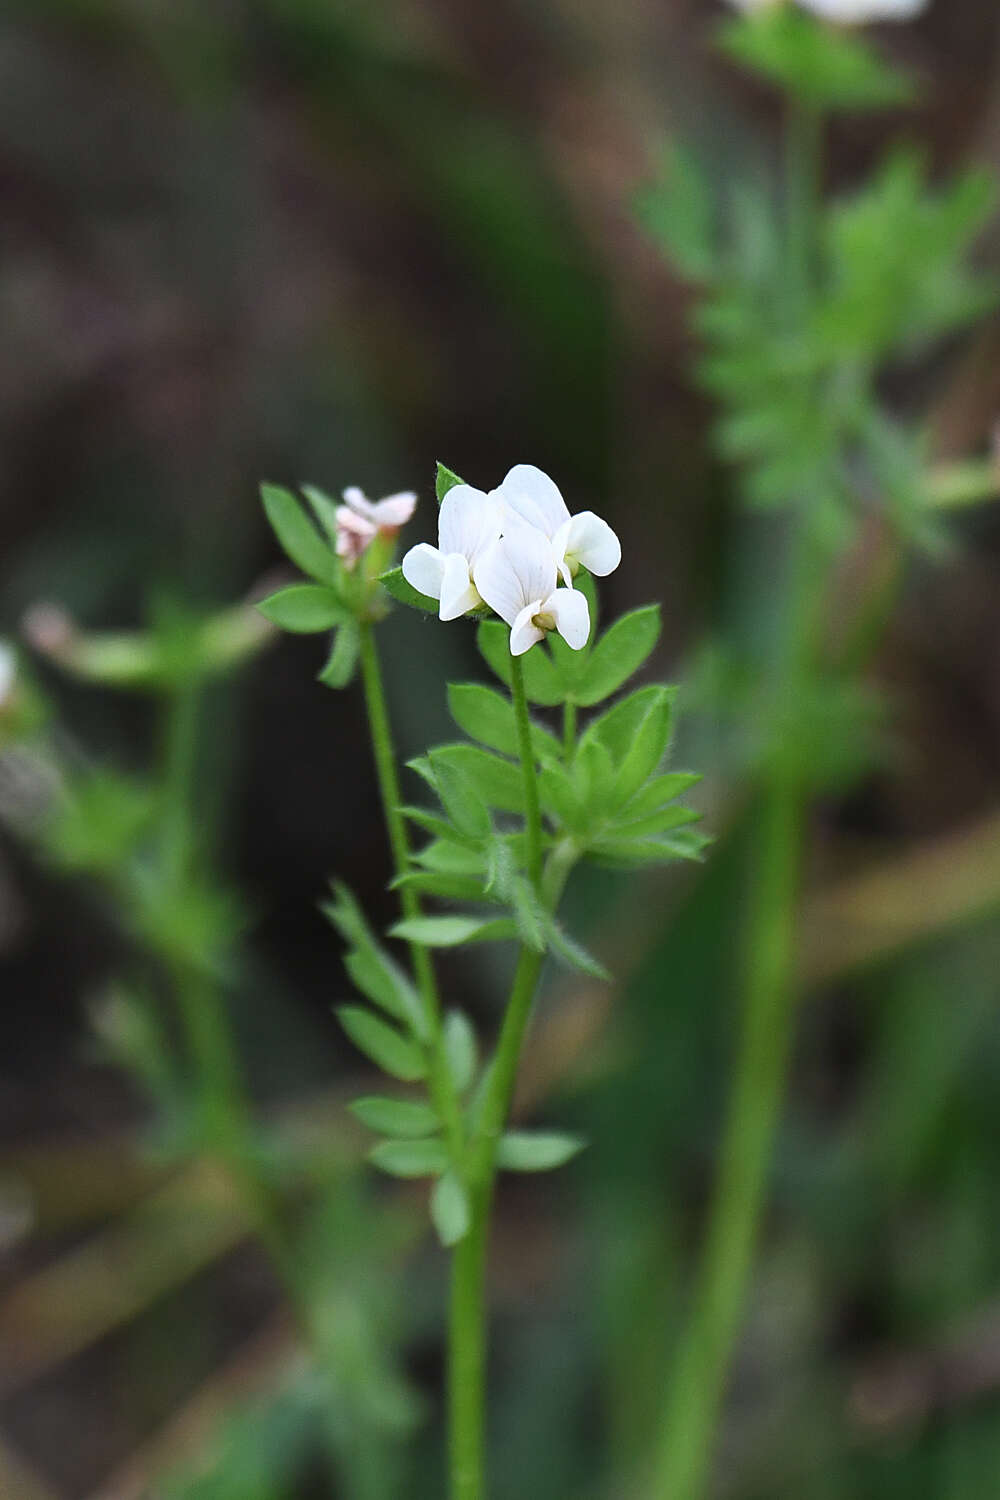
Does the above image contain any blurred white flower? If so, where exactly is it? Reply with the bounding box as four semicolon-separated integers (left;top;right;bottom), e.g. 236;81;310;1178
492;464;621;585
474;528;590;657
401;486;504;620
336;486;418;570
727;0;926;21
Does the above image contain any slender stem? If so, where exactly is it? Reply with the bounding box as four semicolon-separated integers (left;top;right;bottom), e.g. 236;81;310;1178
653;98;824;1500
509;654;543;888
357;622;463;1151
563;700;577;760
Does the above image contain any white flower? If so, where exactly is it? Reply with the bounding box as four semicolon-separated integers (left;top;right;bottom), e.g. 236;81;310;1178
799;0;926;20
727;0;926;21
401;486;504;620
336;486;417;569
473;528;590;657
491;464;621;586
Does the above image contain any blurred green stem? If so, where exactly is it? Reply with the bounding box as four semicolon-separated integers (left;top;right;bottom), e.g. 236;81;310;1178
563;699;577;759
653;97;823;1500
448;660;574;1500
357;622;463;1153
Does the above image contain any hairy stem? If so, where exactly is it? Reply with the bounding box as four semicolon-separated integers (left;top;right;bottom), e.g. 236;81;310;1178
448;658;572;1500
357;621;463;1153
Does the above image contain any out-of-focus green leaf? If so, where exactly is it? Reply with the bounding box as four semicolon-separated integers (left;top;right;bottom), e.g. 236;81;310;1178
260;482;338;584
496;1131;586;1171
431;1169;471;1245
350;1096;440;1137
336;1006;427;1082
318;619;360;687
443;1009;478;1094
369;1137;448;1178
257;585;346;633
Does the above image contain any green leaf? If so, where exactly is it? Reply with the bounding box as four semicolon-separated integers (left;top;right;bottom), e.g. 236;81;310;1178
336;1007;427;1082
257;584;346;634
448;682;561;764
323;884;428;1039
574;606;661;706
443;1010;478;1094
390;915;516;947
718;6;913;111
318;620;360;688
431;1170;471;1246
622;770;701;821
476;621;564;707
496;1131;586;1171
369;1137;448;1178
587;832;708;868
400;806;479;847
300;483;341;543
393;871;488;902
379;567;438;614
427;749;492;839
572;737;616;824
412;840;487;875
538;762;583;832
617;805;701;840
260;483;338;585
410;745;524;813
350;1096;441;1137
615;685;673;803
540;914;611;980
584;685;676;768
436;462;466;503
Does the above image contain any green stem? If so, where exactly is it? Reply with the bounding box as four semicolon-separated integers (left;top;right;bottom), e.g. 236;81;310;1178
447;662;570;1500
652;775;803;1500
357;622;463;1152
563;700;577;760
653;98;824;1500
510;654;543;888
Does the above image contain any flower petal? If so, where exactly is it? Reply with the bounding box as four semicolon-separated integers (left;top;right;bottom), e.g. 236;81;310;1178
510;602;546;657
494;464;570;539
545;587;590;651
438;486;502;561
371;491;417;528
336;506;377;567
474;529;557;626
564;511;621;576
439;552;479;621
401;543;445;600
342;486;380;522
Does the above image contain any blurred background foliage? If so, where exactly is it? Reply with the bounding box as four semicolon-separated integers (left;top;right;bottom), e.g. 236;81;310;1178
4;1;1000;1498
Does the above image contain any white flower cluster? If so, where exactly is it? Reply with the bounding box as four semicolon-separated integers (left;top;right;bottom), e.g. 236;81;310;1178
400;465;621;657
729;0;926;22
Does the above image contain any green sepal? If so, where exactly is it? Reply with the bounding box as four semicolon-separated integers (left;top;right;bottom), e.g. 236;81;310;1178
336;1006;427;1082
350;1096;441;1137
318;619;360;688
431;1170;471;1246
496;1131;586;1171
379;567;438;614
369;1137;448;1178
260;482;338;585
257;584;347;634
436;462;466;503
